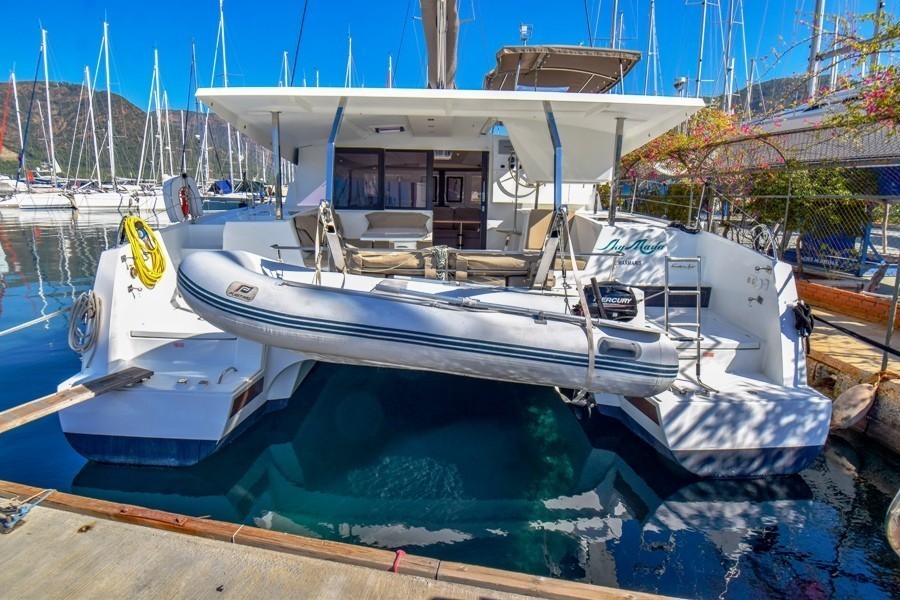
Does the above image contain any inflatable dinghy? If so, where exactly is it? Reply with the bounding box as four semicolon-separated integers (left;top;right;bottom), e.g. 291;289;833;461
177;250;679;397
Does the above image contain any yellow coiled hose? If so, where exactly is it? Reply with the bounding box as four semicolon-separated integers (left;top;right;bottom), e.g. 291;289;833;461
122;216;166;288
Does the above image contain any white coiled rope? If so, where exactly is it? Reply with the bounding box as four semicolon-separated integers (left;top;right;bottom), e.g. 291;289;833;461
68;291;101;366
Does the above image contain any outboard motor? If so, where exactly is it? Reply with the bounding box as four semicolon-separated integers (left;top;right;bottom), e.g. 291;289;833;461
575;283;639;322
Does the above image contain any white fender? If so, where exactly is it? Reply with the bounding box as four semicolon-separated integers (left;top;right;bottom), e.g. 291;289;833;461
163;175;204;223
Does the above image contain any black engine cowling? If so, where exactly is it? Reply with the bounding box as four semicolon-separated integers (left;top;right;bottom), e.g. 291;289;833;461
574;284;639;322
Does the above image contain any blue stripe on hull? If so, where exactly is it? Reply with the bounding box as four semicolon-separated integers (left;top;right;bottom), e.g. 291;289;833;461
178;269;678;379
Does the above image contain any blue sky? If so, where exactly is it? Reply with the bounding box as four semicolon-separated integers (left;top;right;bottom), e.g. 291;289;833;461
2;1;895;109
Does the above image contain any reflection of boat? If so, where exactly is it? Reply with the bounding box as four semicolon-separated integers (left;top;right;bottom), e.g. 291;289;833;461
70;365;819;588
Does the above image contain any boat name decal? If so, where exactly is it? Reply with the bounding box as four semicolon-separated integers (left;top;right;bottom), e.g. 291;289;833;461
598;238;667;255
226;282;259;302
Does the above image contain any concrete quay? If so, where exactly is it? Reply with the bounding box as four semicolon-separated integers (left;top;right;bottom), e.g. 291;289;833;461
0;480;665;600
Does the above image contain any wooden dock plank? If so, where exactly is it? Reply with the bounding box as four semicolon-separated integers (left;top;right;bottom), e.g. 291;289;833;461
0;367;153;434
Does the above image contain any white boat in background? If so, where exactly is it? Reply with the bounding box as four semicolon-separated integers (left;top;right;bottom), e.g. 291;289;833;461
56;83;831;477
0;175;28;197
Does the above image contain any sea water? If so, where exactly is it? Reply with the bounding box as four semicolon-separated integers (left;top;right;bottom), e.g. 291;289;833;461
1;211;898;599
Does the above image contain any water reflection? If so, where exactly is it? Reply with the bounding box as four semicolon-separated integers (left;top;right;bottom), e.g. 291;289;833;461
69;364;900;597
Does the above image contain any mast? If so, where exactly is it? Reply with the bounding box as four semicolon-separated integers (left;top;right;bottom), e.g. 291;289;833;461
163;89;174;177
154;49;165;181
218;0;234;187
11;72;23;152
610;0;619;48
723;0;736;113
869;0;885;72
806;0;826;99
136;59;156;185
344;34;353;87
103;20;116;190
695;0;708;98
84;66;102;187
41;28;58;187
644;0;659;95
829;16;840;90
387;54;393;89
280;51;289;87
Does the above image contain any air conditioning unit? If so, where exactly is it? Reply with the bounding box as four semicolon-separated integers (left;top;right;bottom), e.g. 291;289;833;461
434;150;453;161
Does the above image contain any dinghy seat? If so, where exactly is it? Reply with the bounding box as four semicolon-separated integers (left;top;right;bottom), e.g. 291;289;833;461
454;251;541;285
523;208;576;250
345;249;433;277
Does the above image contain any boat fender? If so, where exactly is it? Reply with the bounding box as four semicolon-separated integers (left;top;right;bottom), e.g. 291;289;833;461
830;372;892;430
887;487;900;557
163;174;203;223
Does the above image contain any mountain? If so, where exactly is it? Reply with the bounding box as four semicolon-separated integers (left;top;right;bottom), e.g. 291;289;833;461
0;81;266;183
708;75;836;120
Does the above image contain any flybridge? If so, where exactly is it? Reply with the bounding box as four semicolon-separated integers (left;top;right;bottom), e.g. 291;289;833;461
196;87;704;184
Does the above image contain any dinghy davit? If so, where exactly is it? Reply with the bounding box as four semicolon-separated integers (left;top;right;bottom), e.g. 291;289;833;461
177;250;679;397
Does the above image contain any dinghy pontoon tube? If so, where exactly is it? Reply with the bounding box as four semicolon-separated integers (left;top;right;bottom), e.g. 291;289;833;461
177;250;679;397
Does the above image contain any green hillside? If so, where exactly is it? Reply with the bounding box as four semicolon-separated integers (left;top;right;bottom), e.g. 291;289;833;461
0;81;256;183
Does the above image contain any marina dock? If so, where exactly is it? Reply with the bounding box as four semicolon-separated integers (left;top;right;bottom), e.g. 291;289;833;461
800;284;900;453
0;480;662;600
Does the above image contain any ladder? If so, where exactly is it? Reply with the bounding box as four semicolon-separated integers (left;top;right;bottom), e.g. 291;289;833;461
664;257;704;381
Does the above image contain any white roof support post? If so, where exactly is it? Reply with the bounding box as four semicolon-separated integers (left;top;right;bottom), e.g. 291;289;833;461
532;101;563;289
324;97;347;207
609;116;625;226
271;111;283;220
543;101;563;211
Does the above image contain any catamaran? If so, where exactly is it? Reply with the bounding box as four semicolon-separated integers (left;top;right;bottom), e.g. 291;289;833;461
56;76;831;477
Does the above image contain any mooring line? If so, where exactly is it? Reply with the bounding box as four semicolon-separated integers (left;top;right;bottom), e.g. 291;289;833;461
0;306;71;337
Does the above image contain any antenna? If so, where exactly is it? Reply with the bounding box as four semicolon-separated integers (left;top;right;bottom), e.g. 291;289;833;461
519;23;533;45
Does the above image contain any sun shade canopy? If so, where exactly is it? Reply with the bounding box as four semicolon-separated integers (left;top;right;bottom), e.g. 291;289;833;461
483;45;642;94
197;87;703;183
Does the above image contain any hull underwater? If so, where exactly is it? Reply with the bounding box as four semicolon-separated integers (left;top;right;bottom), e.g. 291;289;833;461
177;250;679;398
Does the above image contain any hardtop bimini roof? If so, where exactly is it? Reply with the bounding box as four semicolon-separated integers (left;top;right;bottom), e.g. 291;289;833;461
483;45;641;94
197;87;703;183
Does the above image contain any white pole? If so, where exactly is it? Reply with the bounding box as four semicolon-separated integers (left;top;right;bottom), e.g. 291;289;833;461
219;0;234;187
10;72;23;153
610;0;619;48
136;63;155;185
695;0;708;98
724;0;735;113
807;0;826;99
644;0;655;95
344;34;353;87
84;66;102;188
41;28;58;186
103;21;116;190
163;89;174;177
153;49;165;181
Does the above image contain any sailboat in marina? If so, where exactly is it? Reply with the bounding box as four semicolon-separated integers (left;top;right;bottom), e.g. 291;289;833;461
10;28;73;210
55;1;830;478
67;20;133;213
